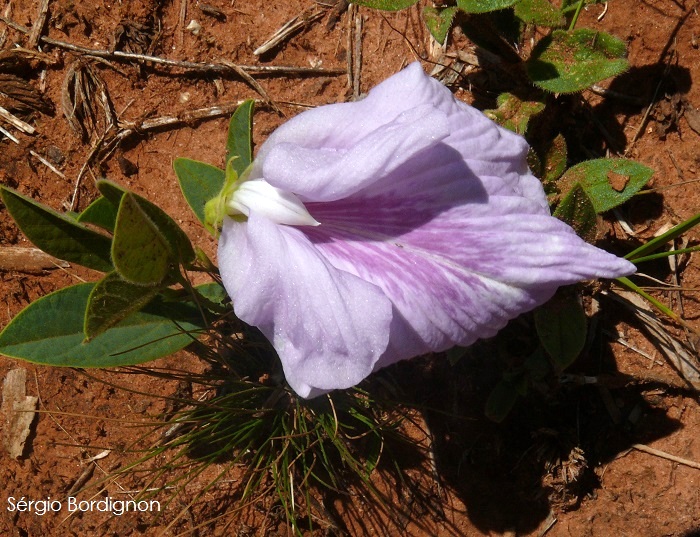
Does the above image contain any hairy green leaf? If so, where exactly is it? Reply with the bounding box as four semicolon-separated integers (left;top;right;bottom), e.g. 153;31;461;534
485;379;519;422
527;29;628;93
560;158;653;213
84;271;162;340
226;100;255;175
553;183;597;241
0;186;113;272
541;133;568;182
99;179;195;264
112;192;172;285
77;195;118;232
0;283;209;367
173;158;226;228
422;6;459;44
485;92;546;135
514;0;566;27
457;0;520;13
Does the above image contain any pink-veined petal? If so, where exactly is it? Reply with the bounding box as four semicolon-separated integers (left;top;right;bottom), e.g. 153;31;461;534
302;174;635;368
218;213;393;397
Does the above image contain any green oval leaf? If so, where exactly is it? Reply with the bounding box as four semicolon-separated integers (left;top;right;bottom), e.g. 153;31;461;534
77;195;118;232
173;158;226;227
112;193;172;285
0;283;209;367
527;29;629;93
84;271;162;340
99;179;195;264
0;186;113;272
484;92;546;135
534;291;587;371
353;0;419;10
422;6;458;44
541;133;568;182
560;158;654;213
457;0;519;13
226;100;255;175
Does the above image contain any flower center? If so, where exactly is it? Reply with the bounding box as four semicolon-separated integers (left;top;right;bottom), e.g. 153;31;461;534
204;159;319;234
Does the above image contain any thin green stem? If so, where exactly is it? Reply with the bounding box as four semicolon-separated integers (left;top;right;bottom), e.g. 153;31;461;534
625;211;700;261
630;245;700;264
568;0;586;30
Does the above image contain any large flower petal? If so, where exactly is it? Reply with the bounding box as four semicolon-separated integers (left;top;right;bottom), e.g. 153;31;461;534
218;213;393;397
302;165;635;368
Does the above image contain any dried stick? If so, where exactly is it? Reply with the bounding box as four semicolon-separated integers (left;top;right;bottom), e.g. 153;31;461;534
29;149;66;179
0;124;19;143
0;16;344;77
632;443;700;470
253;5;327;56
0;105;35;134
352;11;363;98
28;0;50;49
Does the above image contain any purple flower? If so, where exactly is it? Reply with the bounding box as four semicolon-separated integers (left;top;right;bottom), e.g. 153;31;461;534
216;62;635;398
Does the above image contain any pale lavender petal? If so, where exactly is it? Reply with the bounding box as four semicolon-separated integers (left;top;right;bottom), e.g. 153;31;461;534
218;213;393;398
302;173;635;369
261;105;450;202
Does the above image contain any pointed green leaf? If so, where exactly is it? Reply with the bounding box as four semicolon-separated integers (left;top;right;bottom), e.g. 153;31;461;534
484;92;546;135
226;100;255;175
541;133;568;182
527;29;628;93
457;0;520;13
534;290;587;371
96;179;126;206
353;0;419;10
514;0;566;27
99;180;195;264
173;158;226;227
0;187;113;272
84;271;162;340
560;158;653;213
77;195;118;232
0;283;210;367
112;192;172;285
422;6;459;44
553;183;597;241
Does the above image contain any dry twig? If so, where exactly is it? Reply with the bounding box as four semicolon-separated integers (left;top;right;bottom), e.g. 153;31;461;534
632;443;700;470
28;0;50;49
1;16;344;77
253;4;328;56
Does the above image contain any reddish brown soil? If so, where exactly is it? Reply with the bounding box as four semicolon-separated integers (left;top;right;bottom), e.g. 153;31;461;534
1;1;699;536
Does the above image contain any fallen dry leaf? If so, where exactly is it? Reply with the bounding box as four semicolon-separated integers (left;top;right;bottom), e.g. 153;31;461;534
1;368;38;459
